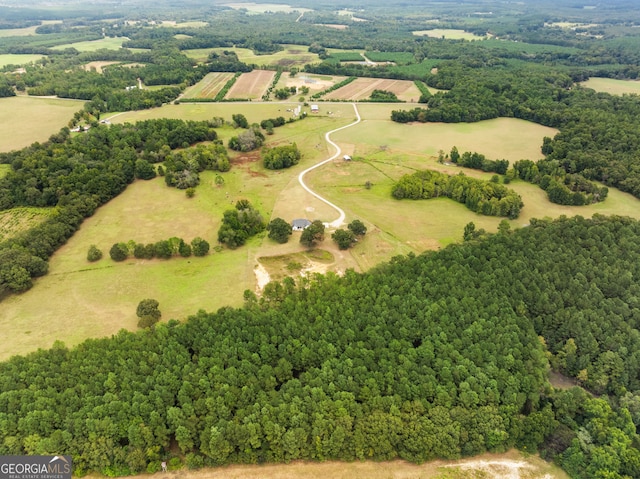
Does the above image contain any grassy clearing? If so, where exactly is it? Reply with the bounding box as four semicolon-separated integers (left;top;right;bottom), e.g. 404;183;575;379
161;20;208;28
581;77;640;95
413;29;486;40
184;45;320;67
0;207;53;243
0;111;355;359
51;36;127;52
0;96;85;152
182;72;235;99
90;450;567;479
275;72;347;95
0;54;44;67
333;115;558;161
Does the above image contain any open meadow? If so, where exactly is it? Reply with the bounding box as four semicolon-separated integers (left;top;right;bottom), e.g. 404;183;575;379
5;102;640;360
184;45;320;67
50;36;128;51
581;77;640;95
182;72;235;99
0;53;44;67
0;96;85;152
226;70;276;99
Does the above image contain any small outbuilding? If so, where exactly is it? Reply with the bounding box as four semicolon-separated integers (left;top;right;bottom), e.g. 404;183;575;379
291;219;312;231
343;155;352;161
310;104;319;113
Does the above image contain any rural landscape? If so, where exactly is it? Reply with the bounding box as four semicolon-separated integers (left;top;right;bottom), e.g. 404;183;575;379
1;0;640;478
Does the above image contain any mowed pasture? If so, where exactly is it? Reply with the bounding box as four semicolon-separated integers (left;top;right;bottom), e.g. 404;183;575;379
182;72;235;99
50;36;128;52
225;70;276;99
581;77;640;95
323;78;422;102
0;96;85;152
0;54;44;67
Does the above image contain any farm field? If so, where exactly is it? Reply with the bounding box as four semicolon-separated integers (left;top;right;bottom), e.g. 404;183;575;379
0;20;61;37
182;72;235;99
0;53;44;67
413;29;487;40
581;77;640;95
161;20;208;28
50;36;128;51
184;45;320;67
0;96;85;152
323;78;422;102
91;450;567;479
225;70;275;99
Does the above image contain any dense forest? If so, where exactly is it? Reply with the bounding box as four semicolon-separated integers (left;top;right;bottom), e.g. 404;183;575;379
0;216;639;478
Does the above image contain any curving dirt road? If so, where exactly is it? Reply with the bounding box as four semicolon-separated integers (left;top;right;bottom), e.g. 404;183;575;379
298;103;361;228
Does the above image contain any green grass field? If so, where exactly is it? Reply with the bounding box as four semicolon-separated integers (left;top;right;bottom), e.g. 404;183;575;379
0;96;85;152
0;54;44;67
581;77;640;95
181;72;235;99
5;100;640;359
51;36;128;52
184;44;320;67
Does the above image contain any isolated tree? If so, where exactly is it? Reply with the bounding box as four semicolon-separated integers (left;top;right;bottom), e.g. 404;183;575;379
228;128;265;152
191;237;210;256
185;187;196;198
347;219;367;237
267;218;293;243
263;144;301;170
109;243;129;262
87;244;103;262
332;229;356;250
136;299;161;328
232;113;249;129
300;220;325;248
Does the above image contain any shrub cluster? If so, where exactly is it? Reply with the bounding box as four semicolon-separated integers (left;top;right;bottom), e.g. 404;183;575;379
392;170;523;218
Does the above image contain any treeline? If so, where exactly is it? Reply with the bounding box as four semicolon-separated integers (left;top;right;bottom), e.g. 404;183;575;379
107;236;210;261
0;216;639;478
391;62;640;199
392;170;523;219
0;118;220;293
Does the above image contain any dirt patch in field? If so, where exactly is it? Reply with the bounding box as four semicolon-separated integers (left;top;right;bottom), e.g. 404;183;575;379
83;61;119;73
280;73;345;93
110;451;566;479
226;70;276;100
